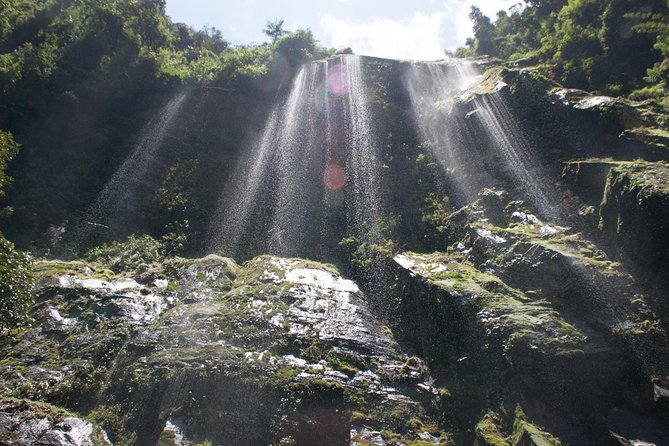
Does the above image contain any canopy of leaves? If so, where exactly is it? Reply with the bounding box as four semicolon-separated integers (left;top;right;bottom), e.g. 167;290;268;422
0;129;32;331
0;131;20;198
459;0;668;98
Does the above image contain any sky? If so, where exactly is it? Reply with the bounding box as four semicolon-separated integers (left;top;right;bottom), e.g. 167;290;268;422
165;0;514;60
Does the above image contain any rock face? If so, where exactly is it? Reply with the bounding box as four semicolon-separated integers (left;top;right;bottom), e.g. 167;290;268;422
600;161;669;297
3;57;669;445
0;256;447;445
344;186;669;445
0;399;111;446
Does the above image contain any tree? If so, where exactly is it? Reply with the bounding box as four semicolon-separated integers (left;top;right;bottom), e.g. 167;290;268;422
469;6;498;56
264;19;287;44
0;130;33;331
0;130;19;198
273;29;323;67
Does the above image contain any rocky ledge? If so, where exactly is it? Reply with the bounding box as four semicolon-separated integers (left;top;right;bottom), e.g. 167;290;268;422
0;255;448;445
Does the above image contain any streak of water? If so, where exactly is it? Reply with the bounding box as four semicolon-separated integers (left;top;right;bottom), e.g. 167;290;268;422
67;90;189;250
404;61;486;202
270;63;327;255
208;63;327;258
406;60;558;216
472;92;557;215
341;55;386;242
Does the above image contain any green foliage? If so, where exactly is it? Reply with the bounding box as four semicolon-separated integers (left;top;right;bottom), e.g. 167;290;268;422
0;128;33;332
87;405;137;446
460;0;667;96
0;130;19;198
85;234;163;272
273;29;325;67
470;6;498;56
219;44;272;81
340;237;398;269
263;19;287;44
0;236;34;331
84;222;190;272
421;192;450;229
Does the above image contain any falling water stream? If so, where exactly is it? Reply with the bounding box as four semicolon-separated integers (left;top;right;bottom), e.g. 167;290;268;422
404;61;484;203
340;55;385;242
209;55;388;260
405;60;558;217
208;63;328;258
66;90;189;251
69;57;558;259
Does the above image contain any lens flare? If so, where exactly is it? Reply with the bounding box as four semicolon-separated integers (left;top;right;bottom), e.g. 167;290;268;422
327;64;349;96
314;86;328;114
323;163;347;190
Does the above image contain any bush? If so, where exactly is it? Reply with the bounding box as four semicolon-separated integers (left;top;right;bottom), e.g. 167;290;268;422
0;237;34;331
85;234;164;273
273;29;325;67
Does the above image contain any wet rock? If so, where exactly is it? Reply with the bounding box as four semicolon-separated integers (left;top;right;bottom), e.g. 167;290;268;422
475;411;510;446
562;159;625;205
1;255;448;445
392;251;584;366
549;88;669;161
607;407;669;446
0;398;110;446
599;161;669;297
512;415;561;446
414;190;669;443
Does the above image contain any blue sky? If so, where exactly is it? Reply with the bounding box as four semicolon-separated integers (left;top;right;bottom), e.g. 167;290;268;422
165;0;513;60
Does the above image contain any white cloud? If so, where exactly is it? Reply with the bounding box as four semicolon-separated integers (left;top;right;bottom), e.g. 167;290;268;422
320;11;447;60
443;0;513;49
318;1;510;60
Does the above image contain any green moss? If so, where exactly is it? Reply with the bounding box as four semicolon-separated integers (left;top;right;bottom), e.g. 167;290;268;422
327;357;358;377
278;367;299;379
437;387;451;398
470;67;507;96
88;405;137;446
33;259;115;281
511;406;561;446
476;413;510;446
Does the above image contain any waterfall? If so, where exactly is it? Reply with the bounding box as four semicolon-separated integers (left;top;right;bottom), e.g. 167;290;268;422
208;63;328;258
209;55;389;260
404;61;487;204
340;55;386;243
66;90;189;251
471;92;557;216
269;63;328;256
405;60;557;217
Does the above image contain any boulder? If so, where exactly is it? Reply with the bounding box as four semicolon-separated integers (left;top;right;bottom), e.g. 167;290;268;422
0;399;111;446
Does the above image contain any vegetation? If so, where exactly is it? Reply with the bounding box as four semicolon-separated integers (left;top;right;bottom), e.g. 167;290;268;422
459;0;669;100
0;237;33;331
0;1;329;251
0;129;33;331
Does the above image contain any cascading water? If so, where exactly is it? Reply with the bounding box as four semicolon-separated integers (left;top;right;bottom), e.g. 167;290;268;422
65;90;189;251
208;62;328;259
339;55;386;243
404;61;486;204
405;60;558;217
209;55;389;260
269;63;328;255
471;91;558;217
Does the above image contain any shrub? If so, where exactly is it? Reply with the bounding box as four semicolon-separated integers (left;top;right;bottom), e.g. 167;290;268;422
85;234;164;273
0;237;34;331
